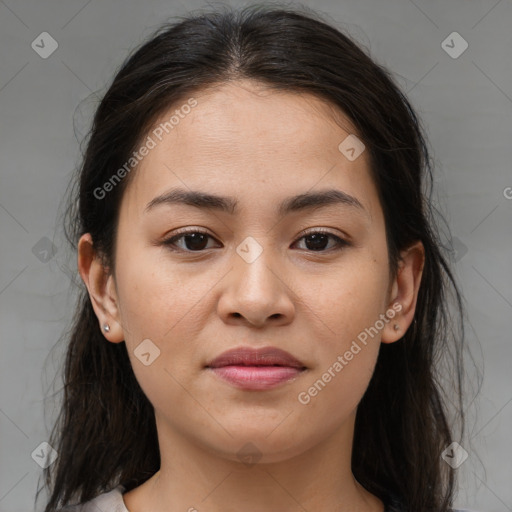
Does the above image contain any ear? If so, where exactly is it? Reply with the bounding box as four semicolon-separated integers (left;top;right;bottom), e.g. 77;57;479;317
77;233;124;343
381;240;425;344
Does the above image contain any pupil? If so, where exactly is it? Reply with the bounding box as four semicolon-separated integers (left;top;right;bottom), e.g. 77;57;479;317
306;233;328;251
185;233;208;251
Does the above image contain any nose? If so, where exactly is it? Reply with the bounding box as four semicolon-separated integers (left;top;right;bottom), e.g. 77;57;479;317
217;242;295;328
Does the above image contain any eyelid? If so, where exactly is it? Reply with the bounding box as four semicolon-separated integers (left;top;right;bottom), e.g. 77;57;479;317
295;225;347;239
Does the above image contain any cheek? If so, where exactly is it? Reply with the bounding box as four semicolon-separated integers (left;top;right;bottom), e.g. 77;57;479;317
297;257;387;402
302;260;388;343
114;243;222;373
115;255;205;413
296;346;378;439
297;276;383;425
115;244;204;335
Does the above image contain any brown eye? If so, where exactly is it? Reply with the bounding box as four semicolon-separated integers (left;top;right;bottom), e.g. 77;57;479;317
161;228;349;254
162;230;218;252
293;230;349;252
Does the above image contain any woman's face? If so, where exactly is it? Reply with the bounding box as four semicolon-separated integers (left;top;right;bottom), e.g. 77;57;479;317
82;79;420;464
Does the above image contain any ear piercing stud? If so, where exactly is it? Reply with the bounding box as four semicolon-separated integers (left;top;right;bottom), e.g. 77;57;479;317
393;324;400;331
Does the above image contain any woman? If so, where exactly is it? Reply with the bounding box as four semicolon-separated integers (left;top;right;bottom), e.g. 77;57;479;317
38;4;470;512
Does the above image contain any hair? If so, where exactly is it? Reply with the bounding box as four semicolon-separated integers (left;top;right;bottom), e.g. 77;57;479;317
38;4;471;512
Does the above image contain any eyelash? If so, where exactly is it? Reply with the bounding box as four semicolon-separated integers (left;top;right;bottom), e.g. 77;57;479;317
161;227;350;254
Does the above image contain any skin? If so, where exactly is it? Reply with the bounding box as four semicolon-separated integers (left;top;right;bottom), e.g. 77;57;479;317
78;79;424;512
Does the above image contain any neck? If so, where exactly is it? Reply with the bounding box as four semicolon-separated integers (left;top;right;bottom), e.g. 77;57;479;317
123;410;385;512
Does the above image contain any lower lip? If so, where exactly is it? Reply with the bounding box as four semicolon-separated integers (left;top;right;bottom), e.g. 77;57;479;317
207;365;305;390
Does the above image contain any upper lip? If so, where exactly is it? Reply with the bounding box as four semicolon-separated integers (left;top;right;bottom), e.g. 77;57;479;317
206;346;306;369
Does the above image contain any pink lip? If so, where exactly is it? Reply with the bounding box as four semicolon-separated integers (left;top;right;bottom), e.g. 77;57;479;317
209;366;305;390
205;346;307;390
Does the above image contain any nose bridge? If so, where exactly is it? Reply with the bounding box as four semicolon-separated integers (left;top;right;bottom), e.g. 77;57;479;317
217;234;294;326
233;235;280;295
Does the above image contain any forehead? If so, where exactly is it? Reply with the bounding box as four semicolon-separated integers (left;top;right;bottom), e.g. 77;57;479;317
159;80;356;159
120;80;380;223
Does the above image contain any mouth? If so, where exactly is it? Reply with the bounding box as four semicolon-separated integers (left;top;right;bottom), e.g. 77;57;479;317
205;346;307;391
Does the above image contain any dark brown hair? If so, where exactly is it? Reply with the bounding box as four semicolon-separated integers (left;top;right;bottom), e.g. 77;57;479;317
38;4;471;511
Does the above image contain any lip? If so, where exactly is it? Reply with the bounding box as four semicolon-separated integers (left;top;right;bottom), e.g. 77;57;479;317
205;346;307;391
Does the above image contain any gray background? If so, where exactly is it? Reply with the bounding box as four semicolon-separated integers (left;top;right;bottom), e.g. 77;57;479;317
0;0;511;511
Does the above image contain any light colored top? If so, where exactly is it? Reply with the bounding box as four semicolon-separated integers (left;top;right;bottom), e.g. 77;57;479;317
60;485;129;512
59;484;481;512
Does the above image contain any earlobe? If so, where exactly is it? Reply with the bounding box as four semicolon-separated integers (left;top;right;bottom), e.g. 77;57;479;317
381;240;425;344
77;233;125;343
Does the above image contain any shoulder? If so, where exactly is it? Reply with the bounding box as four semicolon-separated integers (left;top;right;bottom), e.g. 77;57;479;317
56;485;128;512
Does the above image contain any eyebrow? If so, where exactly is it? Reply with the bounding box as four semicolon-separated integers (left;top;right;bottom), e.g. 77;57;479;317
144;187;369;219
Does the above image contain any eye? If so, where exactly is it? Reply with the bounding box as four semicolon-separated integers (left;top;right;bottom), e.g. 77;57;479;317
161;228;218;252
160;228;350;253
292;229;349;252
